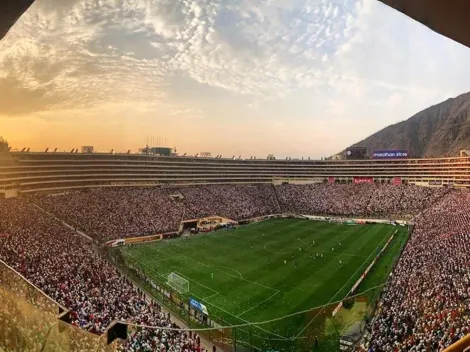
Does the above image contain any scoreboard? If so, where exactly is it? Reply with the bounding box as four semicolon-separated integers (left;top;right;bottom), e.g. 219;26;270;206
345;147;367;160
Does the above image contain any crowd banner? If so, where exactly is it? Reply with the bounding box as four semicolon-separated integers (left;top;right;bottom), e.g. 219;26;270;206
189;297;209;315
372;150;408;159
353;177;374;184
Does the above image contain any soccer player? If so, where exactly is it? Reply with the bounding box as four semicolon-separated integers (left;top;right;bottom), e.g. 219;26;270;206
339;260;343;267
332;247;335;251
292;251;295;258
312;240;315;246
294;261;297;268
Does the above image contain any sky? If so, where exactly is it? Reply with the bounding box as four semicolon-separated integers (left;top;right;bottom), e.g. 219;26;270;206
1;0;470;158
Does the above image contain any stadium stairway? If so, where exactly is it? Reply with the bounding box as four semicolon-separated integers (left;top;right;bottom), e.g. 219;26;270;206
271;184;283;213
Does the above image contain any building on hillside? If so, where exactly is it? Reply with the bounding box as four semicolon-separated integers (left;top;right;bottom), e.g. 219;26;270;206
139;146;173;156
81;146;94;153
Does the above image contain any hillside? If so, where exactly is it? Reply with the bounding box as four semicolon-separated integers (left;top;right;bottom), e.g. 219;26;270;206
345;91;470;158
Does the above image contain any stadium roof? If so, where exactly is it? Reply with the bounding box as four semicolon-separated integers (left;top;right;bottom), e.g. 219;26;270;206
0;0;35;41
378;0;470;49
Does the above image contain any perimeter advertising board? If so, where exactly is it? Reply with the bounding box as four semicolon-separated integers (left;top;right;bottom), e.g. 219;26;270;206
372;150;408;159
353;177;374;184
392;177;402;185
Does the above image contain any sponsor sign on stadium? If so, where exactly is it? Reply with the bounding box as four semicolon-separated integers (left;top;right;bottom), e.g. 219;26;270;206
372;150;408;159
428;180;442;186
190;297;209;315
353;177;374;184
392;177;402;185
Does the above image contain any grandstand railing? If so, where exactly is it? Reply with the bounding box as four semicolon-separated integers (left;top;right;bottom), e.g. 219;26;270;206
443;335;470;352
0;260;115;351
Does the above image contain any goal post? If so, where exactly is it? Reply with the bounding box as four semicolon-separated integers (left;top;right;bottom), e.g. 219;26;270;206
167;272;189;294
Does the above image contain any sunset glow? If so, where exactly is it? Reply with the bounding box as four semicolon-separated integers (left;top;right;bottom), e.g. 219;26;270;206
2;0;470;157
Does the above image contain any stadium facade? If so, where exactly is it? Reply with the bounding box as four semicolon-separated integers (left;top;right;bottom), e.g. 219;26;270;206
1;151;470;195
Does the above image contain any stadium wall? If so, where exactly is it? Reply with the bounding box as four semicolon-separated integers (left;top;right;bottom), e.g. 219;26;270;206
3;152;470;192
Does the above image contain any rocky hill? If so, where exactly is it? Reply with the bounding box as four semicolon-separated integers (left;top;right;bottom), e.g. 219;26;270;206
345;91;470;158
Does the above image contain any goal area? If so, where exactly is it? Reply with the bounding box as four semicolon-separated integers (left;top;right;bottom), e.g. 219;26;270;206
167;272;189;294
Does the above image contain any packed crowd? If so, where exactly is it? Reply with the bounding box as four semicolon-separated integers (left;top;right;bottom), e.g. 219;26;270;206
31;183;450;242
6;182;470;351
179;184;280;220
32;188;186;241
32;185;281;241
0;198;207;352
276;183;450;218
366;191;470;351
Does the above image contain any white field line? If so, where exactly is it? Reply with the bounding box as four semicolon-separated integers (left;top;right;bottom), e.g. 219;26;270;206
201;292;219;301
125;252;220;296
173;271;219;295
265;240;366;258
263;242;291;254
162;249;290;340
237;290;281;318
146;257;181;264
214;266;244;279
189;289;288;340
171;251;278;293
295;229;392;338
126;249;287;339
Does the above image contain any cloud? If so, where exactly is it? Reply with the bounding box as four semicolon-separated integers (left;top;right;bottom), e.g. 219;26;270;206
2;0;470;157
0;0;364;114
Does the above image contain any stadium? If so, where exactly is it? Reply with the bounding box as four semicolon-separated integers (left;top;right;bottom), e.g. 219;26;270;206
4;1;470;352
1;145;470;352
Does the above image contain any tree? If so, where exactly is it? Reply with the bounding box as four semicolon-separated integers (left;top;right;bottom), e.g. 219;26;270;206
342;297;355;310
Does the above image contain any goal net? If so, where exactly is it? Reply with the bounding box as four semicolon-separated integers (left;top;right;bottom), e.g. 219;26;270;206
167;272;189;294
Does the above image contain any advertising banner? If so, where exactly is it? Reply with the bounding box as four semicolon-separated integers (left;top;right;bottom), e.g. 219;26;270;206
428;180;442;186
353;177;374;184
190;297;209;315
328;177;335;184
372;150;408;159
392;177;402;185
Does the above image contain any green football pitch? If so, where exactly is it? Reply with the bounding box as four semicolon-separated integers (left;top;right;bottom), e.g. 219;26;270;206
118;219;408;351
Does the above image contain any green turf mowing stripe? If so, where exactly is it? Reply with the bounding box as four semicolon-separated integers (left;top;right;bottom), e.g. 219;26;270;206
118;218;406;351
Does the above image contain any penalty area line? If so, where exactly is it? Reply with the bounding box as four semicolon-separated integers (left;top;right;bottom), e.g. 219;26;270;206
214;266;244;279
294;232;391;338
169;250;279;294
237;290;281;318
173;271;219;296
